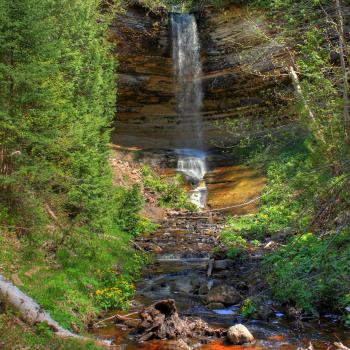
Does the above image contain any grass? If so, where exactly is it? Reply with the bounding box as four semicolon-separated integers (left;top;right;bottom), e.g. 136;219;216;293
0;228;147;332
0;312;103;350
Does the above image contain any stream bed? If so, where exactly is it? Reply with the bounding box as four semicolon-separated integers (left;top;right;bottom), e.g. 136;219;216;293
93;210;350;350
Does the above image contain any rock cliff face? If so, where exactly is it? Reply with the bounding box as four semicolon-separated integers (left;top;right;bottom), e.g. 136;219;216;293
111;4;294;150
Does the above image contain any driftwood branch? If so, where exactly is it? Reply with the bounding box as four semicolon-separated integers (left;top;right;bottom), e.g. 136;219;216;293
334;342;350;350
131;240;145;251
0;274;111;347
94;311;139;327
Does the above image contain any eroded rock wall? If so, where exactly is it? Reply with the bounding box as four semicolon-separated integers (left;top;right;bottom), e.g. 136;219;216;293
111;4;294;150
110;6;176;148
199;5;294;147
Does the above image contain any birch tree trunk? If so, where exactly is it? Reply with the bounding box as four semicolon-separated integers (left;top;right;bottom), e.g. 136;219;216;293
0;274;111;346
288;66;327;145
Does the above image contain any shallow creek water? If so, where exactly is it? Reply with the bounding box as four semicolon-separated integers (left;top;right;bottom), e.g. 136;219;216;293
93;166;350;349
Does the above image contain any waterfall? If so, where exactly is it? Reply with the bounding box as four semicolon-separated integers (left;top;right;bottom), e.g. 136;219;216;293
171;12;207;208
177;152;206;180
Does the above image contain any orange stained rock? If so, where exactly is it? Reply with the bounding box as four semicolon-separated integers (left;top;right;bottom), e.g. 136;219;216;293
206;165;266;215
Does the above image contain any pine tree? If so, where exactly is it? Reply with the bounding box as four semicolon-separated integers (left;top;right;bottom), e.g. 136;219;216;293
0;0;117;241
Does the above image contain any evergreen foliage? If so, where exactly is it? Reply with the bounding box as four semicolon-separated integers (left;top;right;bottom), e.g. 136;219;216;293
0;0;148;335
0;0;117;238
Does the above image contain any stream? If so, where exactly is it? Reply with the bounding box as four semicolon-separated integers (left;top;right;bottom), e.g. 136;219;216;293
93;210;350;350
93;8;350;350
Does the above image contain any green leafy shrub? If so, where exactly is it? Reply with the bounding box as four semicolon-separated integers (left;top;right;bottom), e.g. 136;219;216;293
240;298;257;318
35;322;54;338
95;276;135;310
265;232;350;313
220;230;248;258
141;165;196;211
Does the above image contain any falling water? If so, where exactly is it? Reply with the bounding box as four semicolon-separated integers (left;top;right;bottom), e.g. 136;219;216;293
171;12;207;207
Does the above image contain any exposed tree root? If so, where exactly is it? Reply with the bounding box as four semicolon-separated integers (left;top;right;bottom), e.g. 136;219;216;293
125;299;226;342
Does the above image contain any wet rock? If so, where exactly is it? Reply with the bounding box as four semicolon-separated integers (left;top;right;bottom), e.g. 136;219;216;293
198;284;209;295
113;5;291;151
236;281;249;291
212;270;232;279
172;276;203;295
207;302;225;310
206;259;214;277
286;306;302;319
206;285;242;305
254;304;274;320
213;259;234;271
191;277;203;290
227;324;254;345
212;249;227;260
153;245;163;253
251;297;275;320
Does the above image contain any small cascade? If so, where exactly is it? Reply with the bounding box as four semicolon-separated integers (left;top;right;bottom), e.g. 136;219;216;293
188;180;207;208
171;12;207;208
176;151;207;182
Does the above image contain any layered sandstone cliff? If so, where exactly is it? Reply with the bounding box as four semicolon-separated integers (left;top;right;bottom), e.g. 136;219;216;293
111;4;294;150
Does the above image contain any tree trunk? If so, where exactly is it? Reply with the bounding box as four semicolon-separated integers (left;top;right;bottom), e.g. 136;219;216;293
335;0;350;134
288;66;326;145
0;274;111;347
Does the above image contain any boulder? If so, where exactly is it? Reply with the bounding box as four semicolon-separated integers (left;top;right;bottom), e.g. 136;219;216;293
227;324;254;345
206;285;242;305
172;277;193;294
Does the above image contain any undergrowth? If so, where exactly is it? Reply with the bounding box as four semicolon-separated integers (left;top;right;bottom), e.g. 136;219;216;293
221;143;350;319
141;165;197;211
0;224;148;332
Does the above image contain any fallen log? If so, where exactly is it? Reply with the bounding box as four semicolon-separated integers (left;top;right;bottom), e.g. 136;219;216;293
0;274;111;347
